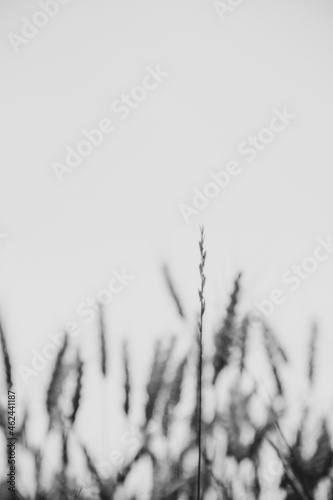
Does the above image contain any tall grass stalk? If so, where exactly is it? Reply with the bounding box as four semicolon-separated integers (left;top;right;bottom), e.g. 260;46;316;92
197;226;206;500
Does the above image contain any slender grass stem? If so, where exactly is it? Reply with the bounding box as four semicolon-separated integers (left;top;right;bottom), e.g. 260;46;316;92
197;226;206;500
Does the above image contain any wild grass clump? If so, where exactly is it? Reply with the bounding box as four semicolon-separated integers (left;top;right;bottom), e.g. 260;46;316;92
0;229;332;499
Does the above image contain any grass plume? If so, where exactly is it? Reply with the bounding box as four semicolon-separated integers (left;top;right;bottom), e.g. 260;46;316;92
98;304;108;377
123;340;130;416
46;333;68;430
69;352;84;426
212;272;241;384
308;322;318;386
0;318;12;390
162;263;185;319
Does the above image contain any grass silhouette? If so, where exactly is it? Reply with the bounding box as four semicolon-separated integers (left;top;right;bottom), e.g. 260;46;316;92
0;229;332;499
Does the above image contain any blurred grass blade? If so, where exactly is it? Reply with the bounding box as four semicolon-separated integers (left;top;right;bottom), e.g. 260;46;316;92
0;318;12;390
162;263;185;319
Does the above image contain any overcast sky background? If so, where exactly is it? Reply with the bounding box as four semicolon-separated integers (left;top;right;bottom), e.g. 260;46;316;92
1;0;333;494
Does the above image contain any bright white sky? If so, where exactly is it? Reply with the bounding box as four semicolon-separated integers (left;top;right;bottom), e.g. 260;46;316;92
1;0;333;494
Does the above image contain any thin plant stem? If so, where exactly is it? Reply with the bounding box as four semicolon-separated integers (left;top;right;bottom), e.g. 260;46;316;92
197;226;206;500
